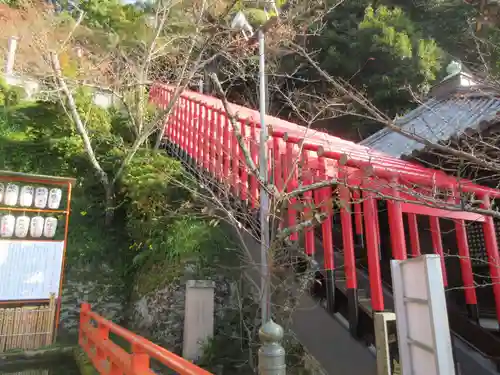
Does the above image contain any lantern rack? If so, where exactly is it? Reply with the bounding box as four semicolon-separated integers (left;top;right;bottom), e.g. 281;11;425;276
0;170;75;347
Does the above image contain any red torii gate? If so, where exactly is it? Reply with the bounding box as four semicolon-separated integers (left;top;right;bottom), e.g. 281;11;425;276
149;83;500;334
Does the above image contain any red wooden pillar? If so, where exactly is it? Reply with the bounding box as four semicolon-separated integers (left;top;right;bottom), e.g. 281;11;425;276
191;100;199;163
285;142;298;241
222;115;230;181
387;182;407;260
95;321;110;364
79;303;91;350
339;182;360;336
317;155;336;313
273;137;283;229
207;107;215;176
302;151;315;257
454;218;478;321
362;190;384;311
177;97;184;152
481;195;500;326
131;343;150;372
180;97;188;154
429;216;448;286
172;99;179;146
353;189;364;255
215;110;224;181
447;188;478;321
187;99;194;157
231;123;239;197
196;101;203;165
240;119;248;202
249;122;258;208
407;213;421;257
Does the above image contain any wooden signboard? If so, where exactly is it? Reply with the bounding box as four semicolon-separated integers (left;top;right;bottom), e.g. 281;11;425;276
0;171;74;352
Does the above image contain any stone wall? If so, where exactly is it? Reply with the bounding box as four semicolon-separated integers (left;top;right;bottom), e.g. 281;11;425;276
58;262;128;339
127;272;232;354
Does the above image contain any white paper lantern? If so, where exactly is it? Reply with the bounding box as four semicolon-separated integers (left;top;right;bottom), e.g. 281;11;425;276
15;215;30;238
48;188;62;209
0;215;15;237
4;184;19;206
34;187;48;209
30;216;44;238
43;217;58;238
19;185;34;207
0;183;5;204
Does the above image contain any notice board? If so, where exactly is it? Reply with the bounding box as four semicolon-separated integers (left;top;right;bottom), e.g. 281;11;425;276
0;240;65;300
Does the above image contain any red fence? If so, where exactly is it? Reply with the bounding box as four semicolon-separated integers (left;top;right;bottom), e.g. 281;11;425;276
149;84;500;326
79;303;212;375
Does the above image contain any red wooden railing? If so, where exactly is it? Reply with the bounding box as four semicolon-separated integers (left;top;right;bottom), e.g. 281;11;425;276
149;83;500;328
79;303;212;375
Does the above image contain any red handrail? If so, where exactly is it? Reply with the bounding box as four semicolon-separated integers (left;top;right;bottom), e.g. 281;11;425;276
79;303;212;375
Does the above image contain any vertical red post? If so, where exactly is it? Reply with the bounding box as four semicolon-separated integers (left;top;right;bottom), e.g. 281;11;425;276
387;182;407;260
183;98;190;156
215;110;224;181
454;218;478;321
373;198;381;253
174;99;181;146
317;155;336;313
339;183;360;336
273;137;283;230
231;122;239;197
273;137;283;193
223;115;230;180
339;186;357;290
95;321;110;364
187;99;194;157
407;213;421;257
172;99;179;145
208;107;215;176
181;97;188;153
79;303;91;349
429;216;448;286
301;151;315;257
191;100;198;161
177;97;183;151
240;119;248;202
131;343;150;372
203;105;211;172
286;142;298;241
196;101;203;165
353;189;364;252
250;122;258;209
362;191;384;311
481;195;500;325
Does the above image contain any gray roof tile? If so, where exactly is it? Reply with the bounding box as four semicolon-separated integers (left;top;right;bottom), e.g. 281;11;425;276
360;93;500;158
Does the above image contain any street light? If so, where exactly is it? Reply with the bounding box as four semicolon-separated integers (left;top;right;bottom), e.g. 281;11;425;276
230;8;286;375
230;9;270;325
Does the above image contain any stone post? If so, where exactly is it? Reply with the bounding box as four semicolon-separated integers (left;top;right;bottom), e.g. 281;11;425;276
182;280;215;361
5;36;18;76
258;320;286;375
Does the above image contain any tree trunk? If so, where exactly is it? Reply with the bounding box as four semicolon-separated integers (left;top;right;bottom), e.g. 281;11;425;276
104;185;115;226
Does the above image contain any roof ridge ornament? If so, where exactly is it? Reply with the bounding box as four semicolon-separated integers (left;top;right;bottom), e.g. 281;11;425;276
446;60;462;76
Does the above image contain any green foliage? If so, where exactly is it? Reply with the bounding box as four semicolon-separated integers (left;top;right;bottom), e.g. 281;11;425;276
133;219;235;296
0;79;225;297
120;149;192;260
0;78;25;110
0;0;20;6
313;3;443;116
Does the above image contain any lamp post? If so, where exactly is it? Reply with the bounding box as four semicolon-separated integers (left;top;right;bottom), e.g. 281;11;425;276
231;9;285;375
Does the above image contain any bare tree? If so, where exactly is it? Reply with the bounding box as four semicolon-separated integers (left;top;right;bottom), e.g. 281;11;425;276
14;0;248;223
